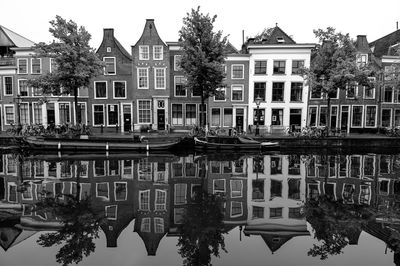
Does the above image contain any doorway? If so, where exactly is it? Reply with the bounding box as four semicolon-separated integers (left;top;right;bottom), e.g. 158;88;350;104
236;108;244;132
157;109;165;130
47;103;55;125
340;106;349;132
123;104;132;132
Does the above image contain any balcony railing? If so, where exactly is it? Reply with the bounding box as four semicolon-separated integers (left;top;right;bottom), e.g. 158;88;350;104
0;56;15;66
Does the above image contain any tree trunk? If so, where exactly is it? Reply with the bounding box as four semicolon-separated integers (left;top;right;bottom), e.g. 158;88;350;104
200;94;205;128
326;96;331;137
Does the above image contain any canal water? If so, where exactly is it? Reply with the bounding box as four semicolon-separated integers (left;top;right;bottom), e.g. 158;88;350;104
0;149;399;266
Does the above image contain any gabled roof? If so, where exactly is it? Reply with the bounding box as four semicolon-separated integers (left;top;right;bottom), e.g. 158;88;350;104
225;42;238;54
97;28;131;61
0;25;35;47
134;19;166;48
246;25;296;46
355;35;371;54
369;29;400;58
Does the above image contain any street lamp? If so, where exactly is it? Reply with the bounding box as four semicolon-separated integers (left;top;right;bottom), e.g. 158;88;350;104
255;95;262;136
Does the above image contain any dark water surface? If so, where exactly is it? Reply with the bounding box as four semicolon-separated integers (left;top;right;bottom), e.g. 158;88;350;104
0;149;399;266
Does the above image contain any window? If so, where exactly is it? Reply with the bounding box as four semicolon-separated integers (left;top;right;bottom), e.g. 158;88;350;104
231;180;243;198
272;82;284;102
138;100;151;124
231;202;243;217
254;82;266;101
308;106;317;126
175;184;187;205
270;207;283;218
153;45;163;60
223;108;233;127
214;179;226;194
384;86;393;103
105;205;117;220
175;76;186;96
231;64;244;79
106;47;111;52
174;55;182;71
50;58;58;73
75;103;86;124
319;106;327;126
254;60;267;74
273;60;285;74
96;182;109;200
311;86;322;99
31;58;41;74
18;58;28;74
288;179;301;199
138;68;148;89
155;190;166;210
139;190;150;210
20;103;29;125
395;110;400;127
211;108;221;127
292;60;304;75
172;104;183;125
114;182;127;201
185;104;197;125
154;218;164;233
366;106;376;127
93;105;105;126
215;87;226;101
18;79;28;96
104;57;116;75
139;46;149;60
289;207;303;219
271;179;283;199
290;82;303;102
352;106;363;127
381;109;392;127
59;103;70;124
356;54;367;67
271;157;282;175
271;109;283;126
113;81;126;98
154;68;165;89
364;83;375;99
33;103;42;124
232;85;243;101
252;206;264;219
4;106;14;125
107;104;118;125
290;109;302;127
330;106;338;128
94;81;107;99
3;76;13;96
253;108;265;125
347;83;357;98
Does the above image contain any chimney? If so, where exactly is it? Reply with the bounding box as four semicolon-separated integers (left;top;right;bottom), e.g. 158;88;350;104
103;28;114;39
356;35;370;53
397;21;399;30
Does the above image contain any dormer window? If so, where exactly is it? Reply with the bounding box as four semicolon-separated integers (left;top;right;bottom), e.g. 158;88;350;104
276;37;285;43
356;54;367;67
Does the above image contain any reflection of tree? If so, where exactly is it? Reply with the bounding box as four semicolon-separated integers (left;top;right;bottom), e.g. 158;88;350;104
177;191;227;266
35;161;104;266
305;195;374;260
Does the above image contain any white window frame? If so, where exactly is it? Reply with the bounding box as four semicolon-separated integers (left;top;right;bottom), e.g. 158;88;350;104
4;104;15;125
137;68;149;89
113;80;127;99
92;104;105;127
351;105;364;128
346;82;358;99
18;79;29;97
96;182;110;200
139;190;150;210
308;105;318;126
365;105;377;128
19;102;30;125
94;81;108;99
381;108;392;127
154;68;166;89
363;77;376;99
137;99;152;124
231;85;244;102
223;108;233;127
155;189;167;211
58;102;72;124
172;103;183;125
17;58;28;74
141;217;151;232
214;87;226;102
230;180;243;198
154;217;164;233
330;105;338;129
231;64;244;79
106;104;119;126
32;102;43;124
230;201;243;218
114;182;128;201
3;76;13;96
211;107;221;127
30;58;42;74
103;57;116;75
72;102;87;125
174;183;187;205
213;179;226;194
139;45;149;60
105;205;117;220
174;76;186;97
50;58;57;73
174;55;182;71
153;45;163;60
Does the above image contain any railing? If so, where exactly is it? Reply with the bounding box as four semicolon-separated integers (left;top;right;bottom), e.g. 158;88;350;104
0;56;15;66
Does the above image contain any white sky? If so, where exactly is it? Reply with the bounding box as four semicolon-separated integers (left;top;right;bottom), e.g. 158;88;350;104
3;0;400;52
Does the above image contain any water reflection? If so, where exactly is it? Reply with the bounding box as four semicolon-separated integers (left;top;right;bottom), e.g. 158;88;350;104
1;151;400;265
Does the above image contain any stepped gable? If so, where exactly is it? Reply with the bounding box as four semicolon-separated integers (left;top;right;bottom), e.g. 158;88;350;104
97;28;132;62
0;25;35;47
369;29;400;58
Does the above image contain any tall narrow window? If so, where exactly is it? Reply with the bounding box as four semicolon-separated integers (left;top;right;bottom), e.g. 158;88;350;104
107;104;118;125
272;82;284;102
172;104;183;125
155;68;165;89
351;106;363;127
18;58;28;74
113;81;126;98
31;58;41;74
254;82;266;101
254;60;267;74
93;105;105;126
138;68;148;89
33;103;43;124
309;107;317;126
155;190;166;210
104;57;116;75
3;76;13;96
175;76;186;96
139;190;150;210
232;85;243;101
292;60;304;74
95;81;107;99
223;108;233;127
153;46;163;60
271;109;283;126
290;82;303;102
185;104;196;125
231;65;244;79
20;103;29;125
139;46;149;60
273;60;285;74
59;103;70;124
211;108;221;127
366;106;376;127
138;100;151;124
18;79;28;96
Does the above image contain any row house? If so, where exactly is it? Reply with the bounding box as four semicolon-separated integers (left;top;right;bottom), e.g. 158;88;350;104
307;35;380;134
90;28;133;133
244;26;314;134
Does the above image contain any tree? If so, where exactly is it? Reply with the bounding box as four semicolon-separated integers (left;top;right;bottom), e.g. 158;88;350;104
28;15;104;125
177;191;227;266
179;7;228;128
302;27;375;135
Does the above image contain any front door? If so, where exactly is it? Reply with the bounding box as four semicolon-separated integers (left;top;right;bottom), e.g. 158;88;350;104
340;106;349;132
123;105;132;132
47;103;55;125
157;109;165;130
236;108;244;132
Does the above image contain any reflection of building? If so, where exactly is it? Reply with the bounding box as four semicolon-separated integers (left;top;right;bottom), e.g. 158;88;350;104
245;154;309;253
